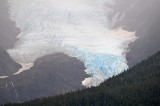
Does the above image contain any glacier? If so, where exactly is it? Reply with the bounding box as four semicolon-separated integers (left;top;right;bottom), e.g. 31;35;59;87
7;0;136;87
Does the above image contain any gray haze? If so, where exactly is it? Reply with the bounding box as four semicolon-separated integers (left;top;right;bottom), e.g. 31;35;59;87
108;0;160;67
0;0;21;76
0;0;20;50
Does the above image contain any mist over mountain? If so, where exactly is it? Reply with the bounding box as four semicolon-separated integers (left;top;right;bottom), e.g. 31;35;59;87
108;0;160;67
0;0;19;50
0;0;21;76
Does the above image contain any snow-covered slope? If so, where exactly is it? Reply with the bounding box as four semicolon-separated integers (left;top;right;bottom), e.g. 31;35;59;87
7;0;136;87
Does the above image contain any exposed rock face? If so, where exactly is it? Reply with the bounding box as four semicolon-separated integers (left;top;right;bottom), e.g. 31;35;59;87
0;53;88;104
108;0;160;67
0;46;21;76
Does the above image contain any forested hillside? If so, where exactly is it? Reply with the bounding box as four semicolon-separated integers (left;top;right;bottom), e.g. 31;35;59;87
2;51;160;106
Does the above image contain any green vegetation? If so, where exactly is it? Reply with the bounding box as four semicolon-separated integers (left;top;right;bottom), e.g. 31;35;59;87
2;51;160;106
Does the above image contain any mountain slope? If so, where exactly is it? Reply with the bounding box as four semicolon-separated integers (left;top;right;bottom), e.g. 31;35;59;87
0;53;88;104
0;46;21;76
108;0;160;67
4;51;160;106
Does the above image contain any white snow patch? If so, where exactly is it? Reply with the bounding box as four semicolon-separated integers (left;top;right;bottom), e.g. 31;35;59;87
0;76;8;79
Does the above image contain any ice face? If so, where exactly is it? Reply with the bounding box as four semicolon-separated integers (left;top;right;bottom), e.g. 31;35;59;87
7;0;136;87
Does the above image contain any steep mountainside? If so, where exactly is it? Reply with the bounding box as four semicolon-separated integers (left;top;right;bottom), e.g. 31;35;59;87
0;46;21;76
4;51;160;106
0;53;88;104
108;0;160;67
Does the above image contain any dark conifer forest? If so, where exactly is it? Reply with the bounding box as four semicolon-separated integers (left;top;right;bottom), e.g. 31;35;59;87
2;51;160;106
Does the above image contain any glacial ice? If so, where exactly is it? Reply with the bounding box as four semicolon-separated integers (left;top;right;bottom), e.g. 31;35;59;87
7;0;136;87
